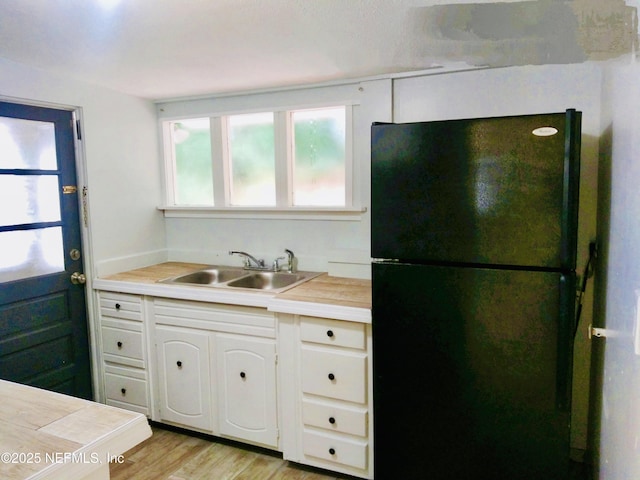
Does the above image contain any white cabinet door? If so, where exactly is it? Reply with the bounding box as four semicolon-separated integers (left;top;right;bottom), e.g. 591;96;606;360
156;326;213;432
216;333;278;448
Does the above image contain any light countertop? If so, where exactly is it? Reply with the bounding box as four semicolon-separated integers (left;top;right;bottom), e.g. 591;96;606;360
0;380;151;480
94;262;371;323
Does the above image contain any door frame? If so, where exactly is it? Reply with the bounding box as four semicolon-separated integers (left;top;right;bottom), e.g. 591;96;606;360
0;94;100;399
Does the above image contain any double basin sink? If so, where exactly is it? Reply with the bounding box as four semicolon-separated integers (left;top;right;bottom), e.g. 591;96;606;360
159;266;322;293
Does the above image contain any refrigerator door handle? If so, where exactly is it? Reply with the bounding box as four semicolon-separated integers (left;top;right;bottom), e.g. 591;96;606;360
556;273;575;412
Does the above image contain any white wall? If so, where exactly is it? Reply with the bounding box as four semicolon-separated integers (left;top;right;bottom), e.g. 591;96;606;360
594;59;640;479
392;63;603;453
0;57;166;277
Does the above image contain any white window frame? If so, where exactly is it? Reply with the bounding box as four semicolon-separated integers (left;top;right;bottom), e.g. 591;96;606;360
159;105;363;220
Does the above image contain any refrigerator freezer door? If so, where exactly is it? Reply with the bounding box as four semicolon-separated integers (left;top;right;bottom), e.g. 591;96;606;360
372;262;575;480
371;111;581;269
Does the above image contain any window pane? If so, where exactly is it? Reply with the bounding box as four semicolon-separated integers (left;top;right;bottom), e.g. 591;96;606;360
0;175;61;227
292;107;346;206
228;113;275;206
172;118;213;205
0;227;64;282
0;116;57;170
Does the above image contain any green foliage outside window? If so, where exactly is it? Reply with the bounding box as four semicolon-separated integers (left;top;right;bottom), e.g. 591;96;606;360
168;107;347;207
174;119;213;205
229;113;275;206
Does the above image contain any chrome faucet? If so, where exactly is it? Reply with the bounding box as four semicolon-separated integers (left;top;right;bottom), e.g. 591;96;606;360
273;256;286;272
229;249;296;272
284;249;296;273
229;251;266;269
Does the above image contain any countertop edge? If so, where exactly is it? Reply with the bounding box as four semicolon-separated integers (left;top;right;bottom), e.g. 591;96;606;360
268;298;371;324
30;414;151;480
93;278;277;309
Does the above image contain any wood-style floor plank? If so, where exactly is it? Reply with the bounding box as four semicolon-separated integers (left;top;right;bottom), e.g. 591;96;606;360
110;426;344;480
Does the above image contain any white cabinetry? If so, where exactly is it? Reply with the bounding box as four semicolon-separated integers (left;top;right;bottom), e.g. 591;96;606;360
155;326;213;431
151;298;278;448
95;270;370;479
98;292;150;415
216;334;278;446
278;314;373;479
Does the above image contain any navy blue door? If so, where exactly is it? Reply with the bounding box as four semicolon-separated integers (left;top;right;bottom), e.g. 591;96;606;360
0;101;92;399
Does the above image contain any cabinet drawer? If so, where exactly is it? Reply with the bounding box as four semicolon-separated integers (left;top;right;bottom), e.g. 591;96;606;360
105;372;148;407
301;347;367;403
102;326;144;363
300;317;365;350
303;398;367;437
303;429;368;470
99;292;142;322
153;298;275;336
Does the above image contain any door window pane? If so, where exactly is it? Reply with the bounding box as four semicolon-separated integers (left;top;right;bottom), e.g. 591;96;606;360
228;113;275;206
0;117;57;170
172;118;213;205
0;227;64;282
0;175;61;226
292;107;345;206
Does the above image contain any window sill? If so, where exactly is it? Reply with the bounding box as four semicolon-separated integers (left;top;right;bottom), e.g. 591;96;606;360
158;206;367;221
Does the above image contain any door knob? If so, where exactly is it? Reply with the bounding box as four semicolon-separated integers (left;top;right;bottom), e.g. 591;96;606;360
71;272;86;284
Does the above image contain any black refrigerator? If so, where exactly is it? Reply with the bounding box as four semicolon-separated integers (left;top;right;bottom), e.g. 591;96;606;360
371;110;581;479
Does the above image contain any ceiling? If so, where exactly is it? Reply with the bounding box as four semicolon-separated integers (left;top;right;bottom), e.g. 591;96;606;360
0;0;637;100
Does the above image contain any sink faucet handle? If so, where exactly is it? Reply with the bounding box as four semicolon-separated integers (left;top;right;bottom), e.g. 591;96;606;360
273;256;286;272
284;249;295;273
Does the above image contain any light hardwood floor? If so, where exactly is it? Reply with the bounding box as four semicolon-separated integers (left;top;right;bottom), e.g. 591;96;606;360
109;425;348;480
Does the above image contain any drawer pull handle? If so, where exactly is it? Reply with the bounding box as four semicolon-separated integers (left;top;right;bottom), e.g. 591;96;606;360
327;330;334;338
328;373;335;381
177;361;183;368
115;303;121;310
117;341;123;349
240;371;246;379
328;416;336;424
329;448;336;455
120;388;126;396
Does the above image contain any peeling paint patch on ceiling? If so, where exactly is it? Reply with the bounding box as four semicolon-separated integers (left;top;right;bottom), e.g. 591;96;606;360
408;0;638;67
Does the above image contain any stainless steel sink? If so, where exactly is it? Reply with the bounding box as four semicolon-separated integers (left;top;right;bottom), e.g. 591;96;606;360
226;272;307;291
159;267;246;286
158;266;322;293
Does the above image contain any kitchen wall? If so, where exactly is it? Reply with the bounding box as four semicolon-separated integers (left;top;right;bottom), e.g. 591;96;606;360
592;58;640;479
0;57;166;278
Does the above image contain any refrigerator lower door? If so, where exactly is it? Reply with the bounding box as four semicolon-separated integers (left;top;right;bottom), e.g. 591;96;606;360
372;262;575;480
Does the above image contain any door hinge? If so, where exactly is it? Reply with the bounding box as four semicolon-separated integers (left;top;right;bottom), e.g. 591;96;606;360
62;185;77;194
76;120;82;140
